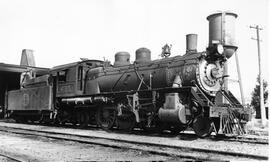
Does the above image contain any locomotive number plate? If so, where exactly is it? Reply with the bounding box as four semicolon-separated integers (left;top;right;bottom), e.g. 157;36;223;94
22;93;30;107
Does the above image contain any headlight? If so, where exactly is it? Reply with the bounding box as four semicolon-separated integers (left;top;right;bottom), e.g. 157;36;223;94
217;44;224;54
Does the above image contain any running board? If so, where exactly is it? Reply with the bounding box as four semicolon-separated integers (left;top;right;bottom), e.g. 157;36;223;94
219;90;243;107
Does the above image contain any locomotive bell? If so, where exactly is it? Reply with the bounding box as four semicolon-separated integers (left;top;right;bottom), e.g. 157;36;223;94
207;12;238;58
161;44;171;58
114;52;131;66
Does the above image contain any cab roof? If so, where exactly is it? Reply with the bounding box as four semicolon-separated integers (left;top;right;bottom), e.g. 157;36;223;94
50;59;104;72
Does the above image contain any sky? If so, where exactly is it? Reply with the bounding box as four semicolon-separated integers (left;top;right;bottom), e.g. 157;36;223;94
0;0;269;103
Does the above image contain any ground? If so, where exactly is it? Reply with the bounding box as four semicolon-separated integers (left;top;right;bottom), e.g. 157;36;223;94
246;117;269;136
0;131;178;161
0;117;268;161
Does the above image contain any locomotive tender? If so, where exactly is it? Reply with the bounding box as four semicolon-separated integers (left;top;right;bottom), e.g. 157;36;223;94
7;12;250;137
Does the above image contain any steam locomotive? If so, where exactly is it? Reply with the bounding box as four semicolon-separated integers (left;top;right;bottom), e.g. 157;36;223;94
6;12;250;137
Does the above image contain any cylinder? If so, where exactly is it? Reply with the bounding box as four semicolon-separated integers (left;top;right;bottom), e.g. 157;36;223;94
114;52;130;66
158;108;187;124
186;34;197;53
158;108;180;123
135;47;151;63
207;12;238;58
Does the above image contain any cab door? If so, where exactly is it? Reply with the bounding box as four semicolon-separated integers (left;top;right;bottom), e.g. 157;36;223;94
77;65;84;94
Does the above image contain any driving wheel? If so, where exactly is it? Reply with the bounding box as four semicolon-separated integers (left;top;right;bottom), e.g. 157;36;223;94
96;106;116;130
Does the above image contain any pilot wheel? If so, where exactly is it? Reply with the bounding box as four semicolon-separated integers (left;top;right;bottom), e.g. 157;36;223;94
192;115;213;137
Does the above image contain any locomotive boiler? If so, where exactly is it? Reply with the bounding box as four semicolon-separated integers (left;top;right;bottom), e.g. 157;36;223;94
6;12;250;137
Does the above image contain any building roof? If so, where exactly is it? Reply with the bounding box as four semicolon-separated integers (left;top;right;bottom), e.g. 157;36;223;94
0;63;27;73
0;62;49;75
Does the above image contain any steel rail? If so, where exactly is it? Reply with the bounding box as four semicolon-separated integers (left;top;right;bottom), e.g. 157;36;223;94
0;153;24;162
176;132;268;145
109;128;269;145
1;120;268;144
55;124;270;145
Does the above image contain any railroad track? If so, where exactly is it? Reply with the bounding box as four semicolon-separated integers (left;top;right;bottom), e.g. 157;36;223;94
2;120;268;145
179;132;268;145
0;153;23;162
0;149;38;162
123;129;269;145
0;123;268;161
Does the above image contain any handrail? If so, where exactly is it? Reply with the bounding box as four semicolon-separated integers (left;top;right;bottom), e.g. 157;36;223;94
220;90;237;107
193;83;214;106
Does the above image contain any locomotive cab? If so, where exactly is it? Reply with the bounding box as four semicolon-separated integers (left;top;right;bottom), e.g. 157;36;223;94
50;60;104;97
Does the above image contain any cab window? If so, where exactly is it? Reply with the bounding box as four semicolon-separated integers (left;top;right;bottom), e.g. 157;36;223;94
58;70;67;82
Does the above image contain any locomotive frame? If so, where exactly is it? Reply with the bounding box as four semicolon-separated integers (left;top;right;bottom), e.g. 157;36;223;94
6;53;250;137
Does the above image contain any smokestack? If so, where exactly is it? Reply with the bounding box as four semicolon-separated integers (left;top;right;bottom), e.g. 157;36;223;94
20;49;36;67
186;34;197;53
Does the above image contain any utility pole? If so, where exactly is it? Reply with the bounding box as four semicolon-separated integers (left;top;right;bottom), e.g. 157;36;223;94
250;25;266;126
